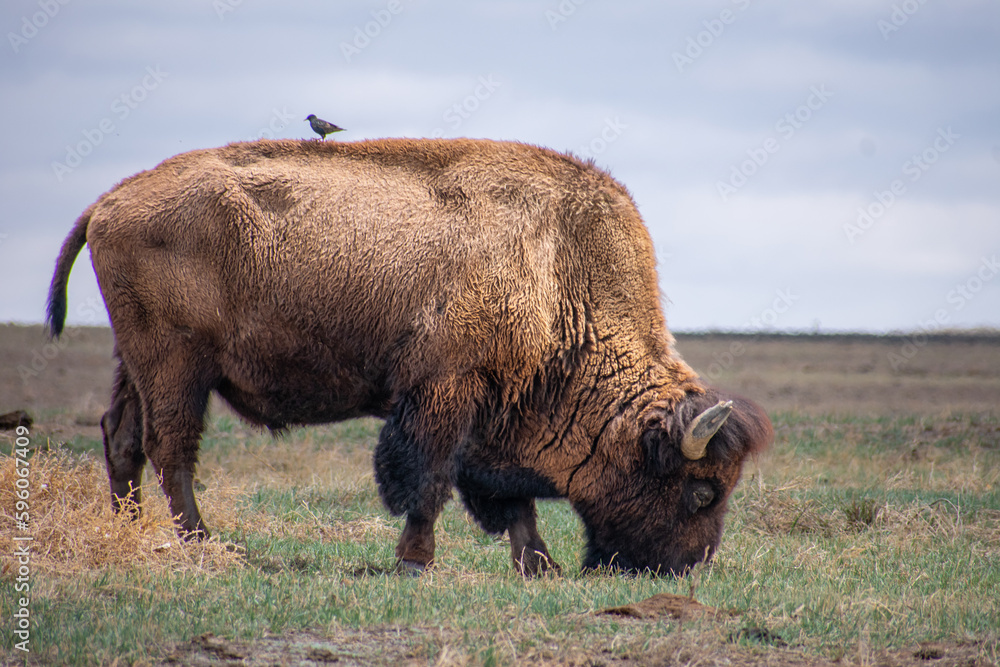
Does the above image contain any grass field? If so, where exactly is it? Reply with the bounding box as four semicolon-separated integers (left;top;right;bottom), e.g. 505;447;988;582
2;325;999;666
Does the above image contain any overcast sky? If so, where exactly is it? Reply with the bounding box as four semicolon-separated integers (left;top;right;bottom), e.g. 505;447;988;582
2;0;998;333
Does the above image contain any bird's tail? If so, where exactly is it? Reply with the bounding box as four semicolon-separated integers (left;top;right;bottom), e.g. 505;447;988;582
47;204;94;338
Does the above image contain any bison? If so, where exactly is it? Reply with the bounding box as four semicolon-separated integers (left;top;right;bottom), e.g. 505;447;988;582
47;138;771;576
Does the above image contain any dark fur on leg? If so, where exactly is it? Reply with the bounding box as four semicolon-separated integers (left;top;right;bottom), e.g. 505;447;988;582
507;500;561;577
374;386;480;571
129;343;216;541
102;360;146;518
374;390;460;518
455;461;562;577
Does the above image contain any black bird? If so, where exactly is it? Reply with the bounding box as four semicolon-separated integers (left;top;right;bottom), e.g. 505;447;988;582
305;114;345;139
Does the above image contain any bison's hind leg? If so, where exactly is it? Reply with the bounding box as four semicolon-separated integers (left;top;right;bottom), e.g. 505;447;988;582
124;337;219;541
102;360;146;518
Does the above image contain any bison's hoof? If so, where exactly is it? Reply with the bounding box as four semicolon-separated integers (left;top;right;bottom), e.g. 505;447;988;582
178;526;210;542
396;559;428;577
515;551;563;578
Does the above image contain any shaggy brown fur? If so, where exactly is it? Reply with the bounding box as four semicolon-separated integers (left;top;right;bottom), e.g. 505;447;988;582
47;138;771;576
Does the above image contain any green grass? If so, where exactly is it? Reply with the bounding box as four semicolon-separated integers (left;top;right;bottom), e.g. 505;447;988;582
2;411;998;665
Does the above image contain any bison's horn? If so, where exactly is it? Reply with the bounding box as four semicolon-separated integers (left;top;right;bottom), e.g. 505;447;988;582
681;400;734;460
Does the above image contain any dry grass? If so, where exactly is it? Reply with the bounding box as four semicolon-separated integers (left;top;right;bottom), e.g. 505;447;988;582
0;440;396;579
0;451;243;578
739;479;839;538
739;476;1000;552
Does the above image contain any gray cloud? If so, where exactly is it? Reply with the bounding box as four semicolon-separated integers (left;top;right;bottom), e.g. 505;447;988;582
1;0;998;331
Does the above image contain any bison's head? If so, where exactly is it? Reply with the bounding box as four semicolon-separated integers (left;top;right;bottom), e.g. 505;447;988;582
571;390;771;575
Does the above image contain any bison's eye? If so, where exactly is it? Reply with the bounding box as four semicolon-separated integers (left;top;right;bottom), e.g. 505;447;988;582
685;481;716;513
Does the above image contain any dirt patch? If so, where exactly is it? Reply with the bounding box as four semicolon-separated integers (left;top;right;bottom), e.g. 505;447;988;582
152;628;994;667
598;592;733;621
0;325;114;421
160;628;426;666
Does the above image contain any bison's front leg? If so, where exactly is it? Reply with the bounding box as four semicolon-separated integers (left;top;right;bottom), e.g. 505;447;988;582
374;416;447;572
507;499;561;576
455;457;563;576
461;491;561;577
374;385;474;573
395;513;435;575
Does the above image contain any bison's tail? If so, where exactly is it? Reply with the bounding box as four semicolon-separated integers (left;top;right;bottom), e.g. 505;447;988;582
47;205;94;339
